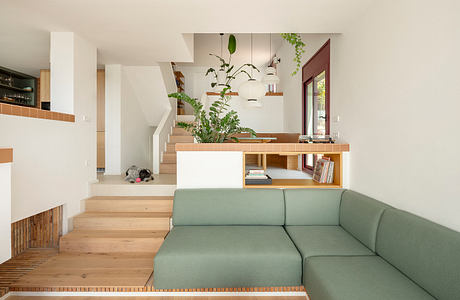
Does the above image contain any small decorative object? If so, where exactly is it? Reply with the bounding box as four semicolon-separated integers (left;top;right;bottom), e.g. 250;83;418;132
125;166;154;183
280;33;306;76
299;135;335;144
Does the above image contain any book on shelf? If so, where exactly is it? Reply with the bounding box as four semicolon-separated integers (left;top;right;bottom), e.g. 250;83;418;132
312;157;335;184
246;169;268;179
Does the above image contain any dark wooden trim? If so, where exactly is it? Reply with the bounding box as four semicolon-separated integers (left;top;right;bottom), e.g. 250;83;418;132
301;39;331;172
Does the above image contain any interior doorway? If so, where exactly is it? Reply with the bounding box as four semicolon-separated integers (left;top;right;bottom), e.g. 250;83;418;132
302;40;330;172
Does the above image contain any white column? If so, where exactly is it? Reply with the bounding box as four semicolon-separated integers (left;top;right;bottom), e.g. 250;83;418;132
0;162;11;263
104;65;123;175
50;32;75;114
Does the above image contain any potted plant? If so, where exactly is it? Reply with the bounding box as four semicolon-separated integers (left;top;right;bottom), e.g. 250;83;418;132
168;34;257;143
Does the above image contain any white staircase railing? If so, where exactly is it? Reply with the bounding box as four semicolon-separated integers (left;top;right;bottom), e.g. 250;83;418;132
153;106;175;174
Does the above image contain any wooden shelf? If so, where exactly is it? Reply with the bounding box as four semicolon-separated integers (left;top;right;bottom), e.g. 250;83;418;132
0;83;33;93
243;151;343;189
245;179;341;189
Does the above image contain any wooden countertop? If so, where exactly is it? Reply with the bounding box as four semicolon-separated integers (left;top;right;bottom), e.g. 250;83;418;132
0;148;13;163
175;143;349;153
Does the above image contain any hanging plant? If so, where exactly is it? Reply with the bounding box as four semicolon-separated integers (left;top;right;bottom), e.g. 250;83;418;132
280;33;306;76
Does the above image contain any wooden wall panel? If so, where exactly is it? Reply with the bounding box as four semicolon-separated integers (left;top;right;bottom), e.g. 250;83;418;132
11;206;63;257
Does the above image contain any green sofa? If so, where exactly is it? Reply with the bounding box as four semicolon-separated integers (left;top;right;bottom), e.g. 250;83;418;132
153;188;460;300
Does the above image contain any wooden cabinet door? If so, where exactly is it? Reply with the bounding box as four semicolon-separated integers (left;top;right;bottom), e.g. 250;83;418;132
39;69;50;103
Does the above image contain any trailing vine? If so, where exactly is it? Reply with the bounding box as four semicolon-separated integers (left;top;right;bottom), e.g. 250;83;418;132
280;33;306;76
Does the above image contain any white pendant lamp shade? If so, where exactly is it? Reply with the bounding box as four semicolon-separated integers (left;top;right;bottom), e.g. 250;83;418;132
239;78;266;102
262;66;280;84
214;68;227;92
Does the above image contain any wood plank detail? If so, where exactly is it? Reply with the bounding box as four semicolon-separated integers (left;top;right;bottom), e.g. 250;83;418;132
0;148;13;163
11;206;63;257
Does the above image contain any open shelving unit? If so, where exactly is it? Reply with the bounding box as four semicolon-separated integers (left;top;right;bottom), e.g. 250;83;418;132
0;66;37;108
243;152;343;189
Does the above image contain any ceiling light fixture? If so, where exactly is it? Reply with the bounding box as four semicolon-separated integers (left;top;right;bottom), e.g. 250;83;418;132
215;33;227;93
239;33;265;108
262;33;280;85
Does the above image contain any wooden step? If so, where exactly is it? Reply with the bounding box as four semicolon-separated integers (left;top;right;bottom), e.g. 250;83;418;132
166;143;176;152
160;163;176;174
59;230;168;253
169;135;194;143
73;212;171;231
162;152;176;163
85;196;173;213
172;127;191;136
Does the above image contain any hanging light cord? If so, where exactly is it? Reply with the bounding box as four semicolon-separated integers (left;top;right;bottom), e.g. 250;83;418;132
269;33;272;67
250;33;254;78
220;33;223;57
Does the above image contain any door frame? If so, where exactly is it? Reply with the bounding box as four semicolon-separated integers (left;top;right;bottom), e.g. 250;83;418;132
301;39;331;172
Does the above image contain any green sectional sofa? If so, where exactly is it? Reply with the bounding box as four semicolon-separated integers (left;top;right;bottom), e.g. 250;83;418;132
153;188;460;300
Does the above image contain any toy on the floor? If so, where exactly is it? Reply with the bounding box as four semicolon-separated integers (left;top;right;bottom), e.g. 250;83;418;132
125;165;154;183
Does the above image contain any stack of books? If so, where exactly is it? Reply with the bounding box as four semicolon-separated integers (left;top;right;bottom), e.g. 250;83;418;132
312;157;335;184
245;169;268;180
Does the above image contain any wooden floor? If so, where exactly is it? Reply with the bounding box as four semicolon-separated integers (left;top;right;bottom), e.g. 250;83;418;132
0;249;58;296
10;196;172;291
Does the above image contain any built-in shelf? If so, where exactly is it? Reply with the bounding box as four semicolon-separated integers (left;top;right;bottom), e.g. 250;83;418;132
243;151;343;189
0;83;33;93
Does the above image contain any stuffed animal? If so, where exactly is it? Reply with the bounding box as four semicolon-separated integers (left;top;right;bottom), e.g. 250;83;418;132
125;165;154;183
125;165;141;183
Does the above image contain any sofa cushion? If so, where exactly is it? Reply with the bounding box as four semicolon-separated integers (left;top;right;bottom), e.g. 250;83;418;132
285;226;374;260
173;189;285;226
153;226;302;289
304;256;434;300
284;189;344;225
376;209;460;300
339;190;391;251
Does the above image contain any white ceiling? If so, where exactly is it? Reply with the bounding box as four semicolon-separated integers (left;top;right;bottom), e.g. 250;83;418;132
0;0;376;77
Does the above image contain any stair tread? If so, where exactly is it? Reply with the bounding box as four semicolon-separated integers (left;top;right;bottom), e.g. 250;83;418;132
61;230;168;239
75;212;172;218
88;196;173;201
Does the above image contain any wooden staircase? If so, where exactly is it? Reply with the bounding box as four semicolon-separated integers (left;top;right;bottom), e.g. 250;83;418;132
59;196;173;254
159;124;194;174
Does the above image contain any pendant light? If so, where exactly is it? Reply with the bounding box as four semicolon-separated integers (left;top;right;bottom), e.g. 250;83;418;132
263;33;280;85
214;33;227;93
239;33;265;107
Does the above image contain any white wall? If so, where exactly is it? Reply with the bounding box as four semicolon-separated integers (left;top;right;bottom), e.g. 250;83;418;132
121;68;155;172
207;95;284;132
177;151;243;189
0;162;11;263
277;34;337;133
105;65;122;175
0;33;97;233
280;1;460;231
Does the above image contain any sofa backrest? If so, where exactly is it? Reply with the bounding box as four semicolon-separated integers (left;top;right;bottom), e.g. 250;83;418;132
339;190;390;251
284;189;344;225
376;209;460;300
173;188;285;226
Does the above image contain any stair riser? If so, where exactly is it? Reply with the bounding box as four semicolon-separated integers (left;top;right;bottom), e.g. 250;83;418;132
160;164;176;174
162;154;176;163
172;128;191;136
73;217;170;231
166;144;176;152
169;136;194;143
85;200;173;213
60;237;164;253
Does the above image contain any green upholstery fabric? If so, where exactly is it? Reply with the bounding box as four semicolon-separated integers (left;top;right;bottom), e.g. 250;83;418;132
285;226;374;260
284;189;344;225
376;209;460;300
304;256;434;300
173;189;284;226
339;190;390;251
154;226;302;289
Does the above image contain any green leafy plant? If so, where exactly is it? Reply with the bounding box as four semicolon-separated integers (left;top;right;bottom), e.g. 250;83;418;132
168;34;257;143
280;33;306;76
